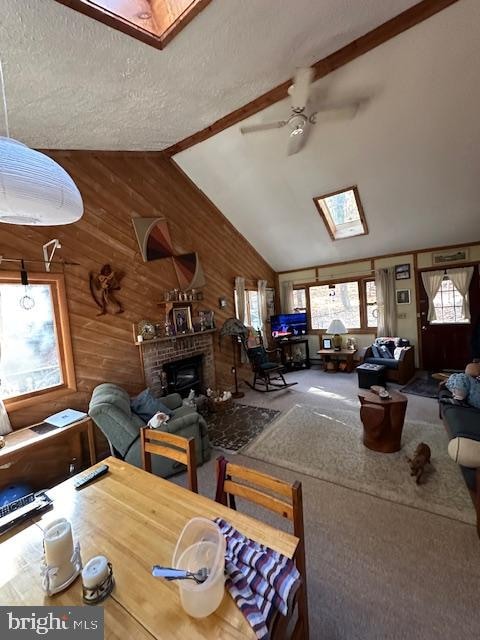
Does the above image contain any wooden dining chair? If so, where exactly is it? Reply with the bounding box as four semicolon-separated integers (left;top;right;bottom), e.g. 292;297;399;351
140;428;198;493
215;457;309;640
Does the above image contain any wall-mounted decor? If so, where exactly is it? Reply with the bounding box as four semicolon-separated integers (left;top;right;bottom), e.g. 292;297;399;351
173;252;206;290
395;264;411;280
132;217;175;262
199;310;215;330
89;264;124;315
396;289;411;305
432;248;469;265
172;307;192;334
266;288;275;318
218;297;227;309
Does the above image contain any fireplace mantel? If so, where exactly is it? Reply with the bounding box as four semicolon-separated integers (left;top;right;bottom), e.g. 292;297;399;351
135;328;216;347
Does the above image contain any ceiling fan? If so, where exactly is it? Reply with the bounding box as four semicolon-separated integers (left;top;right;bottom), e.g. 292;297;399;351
240;67;360;156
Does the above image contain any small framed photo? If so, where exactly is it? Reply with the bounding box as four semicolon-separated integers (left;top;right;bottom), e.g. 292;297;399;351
172;307;192;334
432;248;469;264
396;289;411;305
322;337;333;349
395;264;411;280
199;310;215;330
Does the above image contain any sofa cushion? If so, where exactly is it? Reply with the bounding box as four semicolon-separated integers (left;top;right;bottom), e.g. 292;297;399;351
130;389;174;423
371;345;382;358
378;344;393;359
365;357;399;370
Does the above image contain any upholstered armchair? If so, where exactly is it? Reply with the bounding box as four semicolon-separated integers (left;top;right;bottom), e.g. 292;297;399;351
89;383;211;478
364;338;415;385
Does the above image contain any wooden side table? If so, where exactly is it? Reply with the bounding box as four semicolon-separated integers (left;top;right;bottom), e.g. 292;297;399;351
358;390;408;453
317;349;357;373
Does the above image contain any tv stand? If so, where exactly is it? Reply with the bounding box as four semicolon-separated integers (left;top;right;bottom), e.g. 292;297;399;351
275;338;310;371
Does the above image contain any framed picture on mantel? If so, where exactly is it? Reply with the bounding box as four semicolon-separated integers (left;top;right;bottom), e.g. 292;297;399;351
172;307;192;334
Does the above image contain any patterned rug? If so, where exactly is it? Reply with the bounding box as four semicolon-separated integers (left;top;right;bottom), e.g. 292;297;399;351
206;403;280;454
244;404;475;525
401;376;439;399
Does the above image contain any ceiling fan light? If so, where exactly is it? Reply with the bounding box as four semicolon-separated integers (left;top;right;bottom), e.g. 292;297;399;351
291;128;304;136
0;137;83;226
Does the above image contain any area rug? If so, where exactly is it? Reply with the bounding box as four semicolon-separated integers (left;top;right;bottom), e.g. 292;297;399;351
206;404;280;453
401;376;439;399
244;404;475;525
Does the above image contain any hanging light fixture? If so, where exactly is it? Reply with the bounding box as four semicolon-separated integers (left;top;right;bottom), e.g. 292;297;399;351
0;61;83;226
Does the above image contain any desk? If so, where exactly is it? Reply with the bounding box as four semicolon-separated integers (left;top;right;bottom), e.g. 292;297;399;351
317;349;357;373
0;457;298;639
0;418;96;491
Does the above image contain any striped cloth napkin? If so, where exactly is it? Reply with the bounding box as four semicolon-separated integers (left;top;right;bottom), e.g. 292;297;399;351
214;517;300;640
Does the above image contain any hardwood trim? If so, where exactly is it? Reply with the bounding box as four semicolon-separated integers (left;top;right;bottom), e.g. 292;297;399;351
278;240;480;276
413;252;423;368
165;0;460;156
1;272;77;413
54;0;211;51
313;186;368;241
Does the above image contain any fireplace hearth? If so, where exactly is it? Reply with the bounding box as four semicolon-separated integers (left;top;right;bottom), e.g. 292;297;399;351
163;354;203;397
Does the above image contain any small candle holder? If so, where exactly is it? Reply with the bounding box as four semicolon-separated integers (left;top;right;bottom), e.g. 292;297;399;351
82;562;114;605
41;542;82;596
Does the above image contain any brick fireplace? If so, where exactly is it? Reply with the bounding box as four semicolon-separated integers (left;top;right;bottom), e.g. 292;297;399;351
140;331;216;398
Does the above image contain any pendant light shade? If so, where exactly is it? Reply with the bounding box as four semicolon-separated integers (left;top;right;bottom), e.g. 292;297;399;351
0;137;83;225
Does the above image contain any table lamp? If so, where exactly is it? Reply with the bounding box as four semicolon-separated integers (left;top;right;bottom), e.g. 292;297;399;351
326;319;348;351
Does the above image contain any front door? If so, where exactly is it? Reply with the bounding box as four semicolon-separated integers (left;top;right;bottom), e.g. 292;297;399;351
418;265;479;371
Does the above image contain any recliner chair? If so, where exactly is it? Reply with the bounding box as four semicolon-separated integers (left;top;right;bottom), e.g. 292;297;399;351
88;383;211;478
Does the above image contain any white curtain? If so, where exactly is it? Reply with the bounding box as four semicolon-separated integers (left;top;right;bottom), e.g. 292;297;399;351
447;266;474;320
421;270;444;321
234;277;246;324
282;281;294;314
375;267;397;337
257;280;268;337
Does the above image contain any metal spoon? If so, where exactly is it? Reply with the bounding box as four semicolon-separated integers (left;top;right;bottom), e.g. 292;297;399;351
151;565;209;584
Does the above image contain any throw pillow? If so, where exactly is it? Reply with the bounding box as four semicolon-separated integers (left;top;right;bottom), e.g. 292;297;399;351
371;344;382;359
130;389;173;423
378;345;393;359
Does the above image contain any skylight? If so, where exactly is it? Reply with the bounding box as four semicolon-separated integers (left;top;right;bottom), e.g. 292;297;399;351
55;0;210;50
313;186;368;241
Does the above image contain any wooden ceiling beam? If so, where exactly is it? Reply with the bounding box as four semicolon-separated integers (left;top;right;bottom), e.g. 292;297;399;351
165;0;460;156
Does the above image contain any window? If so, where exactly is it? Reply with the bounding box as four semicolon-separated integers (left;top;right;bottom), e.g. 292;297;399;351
309;281;361;330
313;186;368;240
432;277;469;324
365;280;378;327
0;273;76;410
293;288;307;311
54;0;210;50
234;289;261;329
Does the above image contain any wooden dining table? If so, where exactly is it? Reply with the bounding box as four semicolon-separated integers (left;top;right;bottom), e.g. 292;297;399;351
0;457;298;639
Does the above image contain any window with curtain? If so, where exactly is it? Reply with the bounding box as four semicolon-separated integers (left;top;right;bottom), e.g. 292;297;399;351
234;289;260;328
0;273;76;409
365;280;378;327
309;281;361;330
432;277;469;323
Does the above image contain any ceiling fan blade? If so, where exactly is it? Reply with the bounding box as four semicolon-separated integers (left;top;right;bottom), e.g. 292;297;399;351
240;121;287;134
287;124;309;156
290;67;314;112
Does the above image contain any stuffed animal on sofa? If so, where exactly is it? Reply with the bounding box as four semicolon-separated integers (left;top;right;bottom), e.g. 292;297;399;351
445;363;480;409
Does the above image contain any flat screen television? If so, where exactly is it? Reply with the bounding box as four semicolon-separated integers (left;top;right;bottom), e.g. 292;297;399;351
271;313;307;339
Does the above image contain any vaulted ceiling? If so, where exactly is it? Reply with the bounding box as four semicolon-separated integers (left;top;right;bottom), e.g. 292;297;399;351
175;0;480;270
1;0;419;149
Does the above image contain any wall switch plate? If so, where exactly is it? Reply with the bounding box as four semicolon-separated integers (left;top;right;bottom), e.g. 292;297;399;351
397;312;407;319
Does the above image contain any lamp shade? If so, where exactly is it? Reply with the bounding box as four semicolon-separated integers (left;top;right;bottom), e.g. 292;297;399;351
327;319;348;335
0;137;83;225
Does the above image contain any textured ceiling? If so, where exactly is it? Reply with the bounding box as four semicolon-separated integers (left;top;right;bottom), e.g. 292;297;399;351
0;0;418;149
175;0;480;271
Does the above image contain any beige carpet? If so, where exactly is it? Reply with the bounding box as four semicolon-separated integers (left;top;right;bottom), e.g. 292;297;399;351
243;404;475;525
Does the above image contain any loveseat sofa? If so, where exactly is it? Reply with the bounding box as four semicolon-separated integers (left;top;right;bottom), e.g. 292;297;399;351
363;337;415;385
440;387;480;538
89;383;211;478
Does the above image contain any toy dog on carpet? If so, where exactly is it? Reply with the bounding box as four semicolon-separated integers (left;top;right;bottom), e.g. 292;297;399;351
407;443;431;484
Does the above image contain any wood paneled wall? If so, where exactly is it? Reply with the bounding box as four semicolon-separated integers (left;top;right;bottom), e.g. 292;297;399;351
0;151;275;429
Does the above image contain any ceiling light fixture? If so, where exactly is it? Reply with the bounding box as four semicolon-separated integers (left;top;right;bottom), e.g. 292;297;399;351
0;60;83;226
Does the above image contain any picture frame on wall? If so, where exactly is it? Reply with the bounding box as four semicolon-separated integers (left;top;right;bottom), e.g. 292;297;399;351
432;248;469;265
172;307;192;334
395;264;411;280
396;289;411;305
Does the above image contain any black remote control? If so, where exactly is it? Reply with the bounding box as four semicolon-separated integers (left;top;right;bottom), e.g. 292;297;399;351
74;464;109;490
